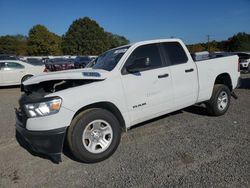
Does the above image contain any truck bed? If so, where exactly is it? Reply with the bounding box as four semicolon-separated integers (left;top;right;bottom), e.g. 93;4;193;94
196;55;240;103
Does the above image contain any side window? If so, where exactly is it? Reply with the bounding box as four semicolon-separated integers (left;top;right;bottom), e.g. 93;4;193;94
6;62;24;69
123;44;163;73
162;42;188;65
0;63;7;70
0;63;4;70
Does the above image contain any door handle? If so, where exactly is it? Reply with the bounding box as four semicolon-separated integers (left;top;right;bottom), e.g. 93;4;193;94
185;68;194;73
158;73;169;79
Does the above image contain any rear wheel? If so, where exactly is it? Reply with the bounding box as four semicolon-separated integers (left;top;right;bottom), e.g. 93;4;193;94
21;75;33;83
206;84;231;116
67;108;121;163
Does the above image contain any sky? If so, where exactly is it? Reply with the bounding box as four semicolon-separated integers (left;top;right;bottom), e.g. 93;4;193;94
0;0;249;44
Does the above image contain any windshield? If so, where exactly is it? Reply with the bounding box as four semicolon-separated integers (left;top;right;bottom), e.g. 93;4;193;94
92;46;130;71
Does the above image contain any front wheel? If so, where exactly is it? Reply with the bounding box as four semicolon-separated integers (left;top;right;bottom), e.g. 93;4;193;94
67;108;121;163
206;84;231;116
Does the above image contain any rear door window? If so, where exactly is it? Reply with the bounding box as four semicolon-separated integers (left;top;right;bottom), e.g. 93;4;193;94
0;63;5;70
162;42;188;65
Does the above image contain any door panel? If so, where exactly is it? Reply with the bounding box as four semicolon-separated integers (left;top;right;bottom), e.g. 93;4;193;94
121;67;173;123
3;62;25;84
121;43;174;124
170;63;198;108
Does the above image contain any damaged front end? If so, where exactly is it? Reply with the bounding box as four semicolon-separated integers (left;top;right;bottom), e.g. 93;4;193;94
16;70;107;163
21;79;100;97
21;69;108;98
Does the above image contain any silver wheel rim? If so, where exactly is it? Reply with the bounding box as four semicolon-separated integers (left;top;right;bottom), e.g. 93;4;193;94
217;91;228;111
82;120;113;154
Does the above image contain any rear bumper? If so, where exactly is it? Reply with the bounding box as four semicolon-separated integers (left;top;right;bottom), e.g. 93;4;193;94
16;119;67;163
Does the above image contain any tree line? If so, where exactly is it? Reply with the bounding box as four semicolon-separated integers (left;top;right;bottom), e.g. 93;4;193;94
187;32;250;53
0;17;129;56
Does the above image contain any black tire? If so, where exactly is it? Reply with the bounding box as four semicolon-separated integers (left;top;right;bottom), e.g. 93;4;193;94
206;84;231;116
21;75;33;83
67;108;121;163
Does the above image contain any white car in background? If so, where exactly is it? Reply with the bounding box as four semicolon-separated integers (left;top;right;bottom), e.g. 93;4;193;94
0;60;44;86
231;52;250;73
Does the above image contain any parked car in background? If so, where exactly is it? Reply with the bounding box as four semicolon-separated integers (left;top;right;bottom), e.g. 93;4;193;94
0;54;19;60
67;57;76;63
0;60;44;86
233;52;250;73
74;56;97;68
41;57;50;64
209;52;231;58
191;51;210;61
240;59;250;73
45;58;75;72
26;58;44;66
19;56;43;62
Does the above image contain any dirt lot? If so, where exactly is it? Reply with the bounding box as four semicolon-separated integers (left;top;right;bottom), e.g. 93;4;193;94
0;74;250;187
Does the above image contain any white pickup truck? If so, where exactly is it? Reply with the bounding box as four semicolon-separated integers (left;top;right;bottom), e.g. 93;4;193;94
16;39;240;163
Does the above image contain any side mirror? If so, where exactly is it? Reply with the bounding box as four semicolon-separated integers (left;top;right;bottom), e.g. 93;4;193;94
126;57;150;73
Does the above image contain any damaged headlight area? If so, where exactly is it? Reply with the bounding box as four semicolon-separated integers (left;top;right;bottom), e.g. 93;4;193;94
24;97;62;118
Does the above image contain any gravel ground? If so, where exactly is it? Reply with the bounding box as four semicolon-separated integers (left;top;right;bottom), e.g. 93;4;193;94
0;74;249;188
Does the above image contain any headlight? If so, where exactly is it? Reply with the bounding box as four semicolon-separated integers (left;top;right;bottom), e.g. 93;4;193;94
24;97;62;118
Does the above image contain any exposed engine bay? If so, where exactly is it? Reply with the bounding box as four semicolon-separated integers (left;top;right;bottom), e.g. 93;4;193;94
20;79;102;104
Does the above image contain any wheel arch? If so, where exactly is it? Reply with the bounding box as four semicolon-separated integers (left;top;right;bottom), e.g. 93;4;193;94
21;74;33;83
214;73;232;91
72;101;127;132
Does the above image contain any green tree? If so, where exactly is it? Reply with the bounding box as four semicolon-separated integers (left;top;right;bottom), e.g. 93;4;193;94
0;35;28;55
187;43;206;53
216;40;229;52
106;32;129;48
208;40;220;52
27;25;62;55
227;32;250;52
62;17;110;55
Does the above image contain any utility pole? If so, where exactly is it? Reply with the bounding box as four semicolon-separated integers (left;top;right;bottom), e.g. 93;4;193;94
207;35;210;52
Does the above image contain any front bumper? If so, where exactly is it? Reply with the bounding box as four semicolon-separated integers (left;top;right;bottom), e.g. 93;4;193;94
16;112;67;163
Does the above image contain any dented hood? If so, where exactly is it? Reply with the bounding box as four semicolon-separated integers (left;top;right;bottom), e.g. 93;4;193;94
23;68;109;85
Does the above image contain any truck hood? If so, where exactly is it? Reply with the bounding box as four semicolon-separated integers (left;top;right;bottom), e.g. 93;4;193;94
23;68;109;86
